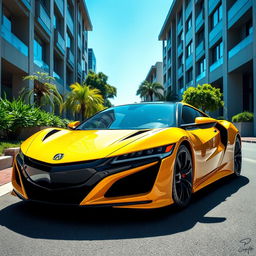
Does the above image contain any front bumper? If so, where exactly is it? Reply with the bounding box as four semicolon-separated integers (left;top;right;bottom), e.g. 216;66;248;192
12;153;176;209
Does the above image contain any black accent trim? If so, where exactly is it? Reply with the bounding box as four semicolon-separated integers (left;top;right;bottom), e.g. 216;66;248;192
42;129;61;141
180;122;216;130
120;130;150;141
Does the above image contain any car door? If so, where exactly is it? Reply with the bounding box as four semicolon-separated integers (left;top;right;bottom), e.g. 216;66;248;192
180;105;225;182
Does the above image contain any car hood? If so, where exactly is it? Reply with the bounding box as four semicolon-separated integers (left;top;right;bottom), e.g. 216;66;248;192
21;127;185;164
20;128;154;163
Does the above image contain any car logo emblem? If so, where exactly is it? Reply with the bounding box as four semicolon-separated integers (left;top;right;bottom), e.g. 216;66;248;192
53;153;64;160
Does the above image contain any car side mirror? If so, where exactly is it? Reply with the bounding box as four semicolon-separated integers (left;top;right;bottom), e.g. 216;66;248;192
195;117;216;124
68;121;81;129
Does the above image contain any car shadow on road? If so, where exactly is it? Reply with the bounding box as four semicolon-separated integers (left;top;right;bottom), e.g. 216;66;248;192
0;175;249;240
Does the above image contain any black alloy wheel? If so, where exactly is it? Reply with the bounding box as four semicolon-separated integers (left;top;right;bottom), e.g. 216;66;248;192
234;137;242;176
172;145;193;208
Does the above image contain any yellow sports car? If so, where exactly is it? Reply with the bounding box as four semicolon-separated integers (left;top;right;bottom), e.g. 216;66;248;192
12;102;242;209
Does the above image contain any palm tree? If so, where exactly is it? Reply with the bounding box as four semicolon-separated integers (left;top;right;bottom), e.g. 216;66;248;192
64;82;104;118
22;72;63;113
136;81;164;101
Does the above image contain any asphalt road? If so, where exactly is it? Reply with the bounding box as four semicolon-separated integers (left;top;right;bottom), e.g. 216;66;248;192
0;142;255;256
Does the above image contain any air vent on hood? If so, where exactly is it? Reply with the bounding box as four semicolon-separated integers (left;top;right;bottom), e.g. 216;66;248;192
121;130;150;141
42;129;61;141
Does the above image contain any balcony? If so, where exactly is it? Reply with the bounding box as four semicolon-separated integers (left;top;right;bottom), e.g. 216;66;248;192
35;1;51;33
167;58;171;68
196;71;206;82
53;71;64;85
177;20;183;35
177;43;183;57
209;57;223;72
195;11;204;32
229;34;253;59
21;0;31;9
185;55;193;70
167;38;172;49
185;1;192;20
34;59;49;72
54;30;65;54
55;0;64;16
228;0;252;29
67;10;74;33
209;22;222;48
209;0;221;15
177;66;183;78
186;80;193;88
196;41;205;61
163;46;167;57
67;49;74;67
185;28;192;44
1;26;28;56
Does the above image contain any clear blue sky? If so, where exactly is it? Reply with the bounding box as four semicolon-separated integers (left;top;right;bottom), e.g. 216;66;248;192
86;0;172;106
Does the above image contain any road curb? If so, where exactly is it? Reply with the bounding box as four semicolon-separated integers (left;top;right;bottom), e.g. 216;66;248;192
242;140;256;144
0;182;12;197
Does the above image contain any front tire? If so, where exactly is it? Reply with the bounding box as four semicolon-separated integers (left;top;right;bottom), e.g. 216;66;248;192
172;145;193;208
234;137;242;176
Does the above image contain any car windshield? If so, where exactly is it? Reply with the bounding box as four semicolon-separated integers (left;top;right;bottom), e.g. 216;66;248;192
77;103;177;130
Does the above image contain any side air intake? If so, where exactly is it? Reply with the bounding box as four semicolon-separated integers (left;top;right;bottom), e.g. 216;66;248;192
121;130;150;141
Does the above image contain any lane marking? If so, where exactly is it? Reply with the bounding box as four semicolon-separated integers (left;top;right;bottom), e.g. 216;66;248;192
0;182;12;197
243;158;256;164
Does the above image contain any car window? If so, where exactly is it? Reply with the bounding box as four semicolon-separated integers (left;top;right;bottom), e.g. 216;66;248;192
181;106;204;124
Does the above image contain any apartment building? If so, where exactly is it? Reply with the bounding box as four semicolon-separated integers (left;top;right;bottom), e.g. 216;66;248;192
159;0;256;135
143;61;163;101
0;0;92;102
88;48;96;72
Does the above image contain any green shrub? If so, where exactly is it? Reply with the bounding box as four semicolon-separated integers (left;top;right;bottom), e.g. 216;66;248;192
232;112;254;123
0;98;72;138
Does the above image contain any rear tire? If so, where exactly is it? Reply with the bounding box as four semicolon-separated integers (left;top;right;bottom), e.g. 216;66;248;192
233;137;242;177
172;145;193;209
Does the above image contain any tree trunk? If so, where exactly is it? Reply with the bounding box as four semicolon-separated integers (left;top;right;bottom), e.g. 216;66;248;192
150;93;153;102
81;104;86;118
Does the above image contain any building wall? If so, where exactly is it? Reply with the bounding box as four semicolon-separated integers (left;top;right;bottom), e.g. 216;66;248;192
0;0;92;116
159;0;256;135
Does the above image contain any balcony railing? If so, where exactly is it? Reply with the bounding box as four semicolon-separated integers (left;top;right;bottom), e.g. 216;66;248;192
36;1;51;31
195;11;204;31
67;10;74;33
196;71;206;81
163;46;167;57
77;63;82;74
177;43;183;56
228;34;253;59
53;71;64;85
55;0;64;15
177;20;183;35
209;57;223;72
78;35;82;49
54;30;65;54
209;21;222;46
185;55;193;70
67;49;74;67
167;58;171;67
1;26;28;56
34;59;49;72
178;66;183;78
196;40;204;59
185;0;192;19
209;0;220;15
228;0;251;27
21;0;31;9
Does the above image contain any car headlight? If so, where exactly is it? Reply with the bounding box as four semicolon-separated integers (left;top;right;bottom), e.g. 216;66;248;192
111;144;175;164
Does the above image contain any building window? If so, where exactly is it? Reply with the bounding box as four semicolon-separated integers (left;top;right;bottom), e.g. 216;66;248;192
34;37;45;62
212;41;223;63
179;77;184;90
178;31;184;45
186;16;192;31
186;68;193;83
211;4;222;29
196;29;204;45
178;55;184;67
185;0;191;8
178;9;183;25
186;41;193;57
197;58;206;75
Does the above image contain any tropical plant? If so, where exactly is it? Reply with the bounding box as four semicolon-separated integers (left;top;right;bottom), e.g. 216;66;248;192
164;87;179;102
182;83;224;112
85;71;117;107
136;81;164;101
22;72;63;113
232;112;254;123
65;82;104;118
